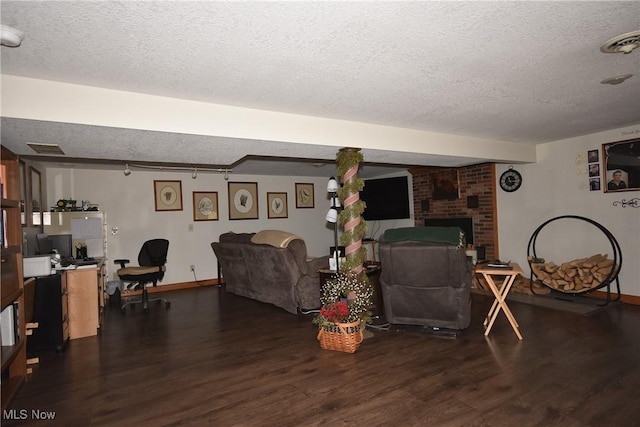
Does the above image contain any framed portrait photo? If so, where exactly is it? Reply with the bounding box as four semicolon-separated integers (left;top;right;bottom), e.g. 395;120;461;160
193;192;219;221
295;183;314;208
154;180;183;211
267;192;288;219
228;182;259;220
602;138;640;193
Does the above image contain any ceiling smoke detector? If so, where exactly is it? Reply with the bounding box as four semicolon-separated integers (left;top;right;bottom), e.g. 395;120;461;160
600;30;640;54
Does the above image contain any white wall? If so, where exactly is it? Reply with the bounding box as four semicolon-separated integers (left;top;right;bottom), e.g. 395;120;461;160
44;167;336;285
497;125;640;297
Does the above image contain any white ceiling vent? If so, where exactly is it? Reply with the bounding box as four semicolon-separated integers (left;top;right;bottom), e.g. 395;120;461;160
27;143;65;155
600;30;640;54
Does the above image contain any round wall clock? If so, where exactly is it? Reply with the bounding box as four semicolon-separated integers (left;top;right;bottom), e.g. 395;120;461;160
499;167;523;192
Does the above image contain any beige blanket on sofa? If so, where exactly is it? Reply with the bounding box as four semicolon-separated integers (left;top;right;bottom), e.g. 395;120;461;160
251;230;302;248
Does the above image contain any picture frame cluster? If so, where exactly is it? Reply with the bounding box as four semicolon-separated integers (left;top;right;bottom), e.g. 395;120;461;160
153;180;317;220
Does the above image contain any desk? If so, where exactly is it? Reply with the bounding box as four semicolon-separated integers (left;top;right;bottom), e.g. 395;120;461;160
28;259;105;352
475;262;523;340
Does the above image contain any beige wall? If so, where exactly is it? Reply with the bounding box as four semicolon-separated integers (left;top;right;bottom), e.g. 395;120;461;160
496;125;640;297
43;167;337;285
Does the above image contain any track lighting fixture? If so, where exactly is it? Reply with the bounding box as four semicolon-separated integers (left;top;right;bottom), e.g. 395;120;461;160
122;163;232;178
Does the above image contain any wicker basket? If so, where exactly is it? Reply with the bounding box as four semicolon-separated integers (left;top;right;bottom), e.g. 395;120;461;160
317;320;363;353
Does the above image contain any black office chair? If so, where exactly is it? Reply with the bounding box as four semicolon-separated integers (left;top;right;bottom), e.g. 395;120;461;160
115;239;170;313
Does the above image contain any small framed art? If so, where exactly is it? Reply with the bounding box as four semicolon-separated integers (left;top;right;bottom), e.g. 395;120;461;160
267;192;288;219
154;180;183;211
228;182;259;220
295;183;314;208
193;192;219;221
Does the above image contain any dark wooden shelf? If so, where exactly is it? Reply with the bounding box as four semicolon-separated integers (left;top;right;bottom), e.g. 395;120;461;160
1;147;27;411
1;245;20;255
1;340;25;372
1;288;22;313
1;375;25;411
0;198;20;209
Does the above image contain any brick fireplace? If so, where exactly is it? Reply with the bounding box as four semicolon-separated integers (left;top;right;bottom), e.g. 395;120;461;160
410;163;498;260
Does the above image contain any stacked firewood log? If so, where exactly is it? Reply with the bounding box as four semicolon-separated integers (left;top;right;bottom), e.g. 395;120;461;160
528;254;618;293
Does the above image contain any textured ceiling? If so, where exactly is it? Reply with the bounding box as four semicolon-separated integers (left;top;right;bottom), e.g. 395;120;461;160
1;1;639;177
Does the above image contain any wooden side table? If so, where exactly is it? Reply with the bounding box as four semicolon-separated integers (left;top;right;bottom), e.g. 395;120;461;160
475;262;524;340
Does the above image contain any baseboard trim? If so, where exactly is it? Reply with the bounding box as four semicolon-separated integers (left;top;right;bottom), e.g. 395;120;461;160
120;278;222;297
121;279;639;306
587;290;640;306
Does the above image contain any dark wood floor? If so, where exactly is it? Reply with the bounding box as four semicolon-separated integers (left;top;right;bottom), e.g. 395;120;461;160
4;286;640;427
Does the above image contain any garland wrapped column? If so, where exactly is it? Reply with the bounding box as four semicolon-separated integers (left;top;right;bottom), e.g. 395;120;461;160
337;147;367;277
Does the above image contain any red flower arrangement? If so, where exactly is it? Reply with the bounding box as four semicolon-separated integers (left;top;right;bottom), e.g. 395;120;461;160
319;301;350;324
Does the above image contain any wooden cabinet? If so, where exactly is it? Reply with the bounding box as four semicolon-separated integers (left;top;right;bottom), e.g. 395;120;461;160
1;147;27;410
66;265;103;339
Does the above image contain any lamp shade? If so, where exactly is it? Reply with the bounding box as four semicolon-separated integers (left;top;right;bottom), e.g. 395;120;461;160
327;177;339;193
1;25;24;47
325;207;338;223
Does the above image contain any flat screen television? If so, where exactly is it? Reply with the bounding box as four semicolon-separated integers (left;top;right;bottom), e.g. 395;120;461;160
361;176;411;221
47;234;74;259
424;217;474;245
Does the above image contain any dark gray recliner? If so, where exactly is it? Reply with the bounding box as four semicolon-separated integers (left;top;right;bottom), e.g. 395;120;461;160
379;227;472;331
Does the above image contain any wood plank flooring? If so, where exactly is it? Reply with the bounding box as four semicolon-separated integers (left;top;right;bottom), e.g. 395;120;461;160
3;286;640;426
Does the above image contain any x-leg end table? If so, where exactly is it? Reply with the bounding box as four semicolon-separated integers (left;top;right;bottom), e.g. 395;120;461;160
476;262;523;340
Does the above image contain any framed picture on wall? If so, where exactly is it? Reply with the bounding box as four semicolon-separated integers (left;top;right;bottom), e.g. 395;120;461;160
19;160;26;225
295;183;314;208
28;167;43;226
267;192;288;219
602;138;640;193
154;180;183;211
432;169;460;200
228;182;259;220
193;192;219;221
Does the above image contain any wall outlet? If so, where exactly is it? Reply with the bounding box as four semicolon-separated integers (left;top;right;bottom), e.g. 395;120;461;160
189;265;195;272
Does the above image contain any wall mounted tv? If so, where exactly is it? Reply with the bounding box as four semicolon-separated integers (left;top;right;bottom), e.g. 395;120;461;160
361;176;411;221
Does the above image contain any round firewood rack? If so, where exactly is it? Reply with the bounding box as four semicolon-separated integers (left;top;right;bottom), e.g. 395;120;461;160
526;215;621;305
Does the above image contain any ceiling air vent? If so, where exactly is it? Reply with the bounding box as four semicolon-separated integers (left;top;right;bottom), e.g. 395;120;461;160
27;143;65;155
600;30;640;54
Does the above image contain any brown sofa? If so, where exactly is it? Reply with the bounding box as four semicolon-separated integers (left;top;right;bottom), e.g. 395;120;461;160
211;230;330;314
378;227;473;330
